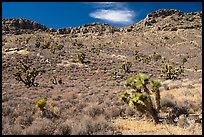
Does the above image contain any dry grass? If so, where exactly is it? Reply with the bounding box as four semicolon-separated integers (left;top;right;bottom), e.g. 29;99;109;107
160;83;202;114
113;118;202;135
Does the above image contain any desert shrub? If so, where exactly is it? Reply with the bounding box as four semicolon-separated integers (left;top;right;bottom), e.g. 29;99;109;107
42;39;52;49
35;40;41;48
50;76;63;85
160;94;176;108
161;64;184;80
49;43;64;54
134;51;162;64
90;47;100;55
118;73;162;124
71;115;116;135
125;106;135;116
104;107;121;119
15;115;34;128
72;39;84;48
133;50;140;60
193;65;198;72
2;124;23;135
152;52;162;61
2;105;13;117
13;58;39;87
37;38;63;54
23;118;56;135
110;69;124;80
54;120;72;135
76;50;86;63
120;60;132;73
142;55;151;64
84;104;104;118
182;57;188;65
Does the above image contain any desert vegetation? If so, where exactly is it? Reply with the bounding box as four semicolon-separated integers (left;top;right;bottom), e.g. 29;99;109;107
2;9;202;135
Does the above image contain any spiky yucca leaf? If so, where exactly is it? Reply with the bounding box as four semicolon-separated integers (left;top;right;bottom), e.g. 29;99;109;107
124;74;150;90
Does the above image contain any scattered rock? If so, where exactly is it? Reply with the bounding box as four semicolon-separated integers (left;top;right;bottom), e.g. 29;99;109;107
177;114;189;128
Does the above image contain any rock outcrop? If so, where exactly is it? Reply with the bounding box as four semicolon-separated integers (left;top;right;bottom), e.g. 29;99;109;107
2;18;52;35
56;22;120;36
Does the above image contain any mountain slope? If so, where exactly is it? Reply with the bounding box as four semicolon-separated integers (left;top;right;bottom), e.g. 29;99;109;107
2;9;202;135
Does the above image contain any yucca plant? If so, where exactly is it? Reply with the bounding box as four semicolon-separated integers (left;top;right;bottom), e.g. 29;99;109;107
35;98;47;112
118;73;161;124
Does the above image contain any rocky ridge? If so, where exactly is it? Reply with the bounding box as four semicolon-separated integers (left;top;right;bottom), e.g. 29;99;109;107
2;9;202;36
124;9;202;32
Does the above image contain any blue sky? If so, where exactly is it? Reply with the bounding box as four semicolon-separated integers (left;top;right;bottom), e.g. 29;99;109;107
2;2;202;29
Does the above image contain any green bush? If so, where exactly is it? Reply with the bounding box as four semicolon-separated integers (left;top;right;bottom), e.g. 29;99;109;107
118;73;161;124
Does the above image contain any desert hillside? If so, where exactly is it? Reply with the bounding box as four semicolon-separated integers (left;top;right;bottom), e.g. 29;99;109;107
2;9;202;135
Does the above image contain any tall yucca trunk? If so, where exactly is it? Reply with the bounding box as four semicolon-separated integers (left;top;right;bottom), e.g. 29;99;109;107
155;89;161;112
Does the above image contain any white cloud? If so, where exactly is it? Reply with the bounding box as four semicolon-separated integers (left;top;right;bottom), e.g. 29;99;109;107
89;9;135;24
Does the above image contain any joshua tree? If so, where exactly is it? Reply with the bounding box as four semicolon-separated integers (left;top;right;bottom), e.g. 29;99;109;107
13;60;39;87
118;73;161;124
161;64;184;80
